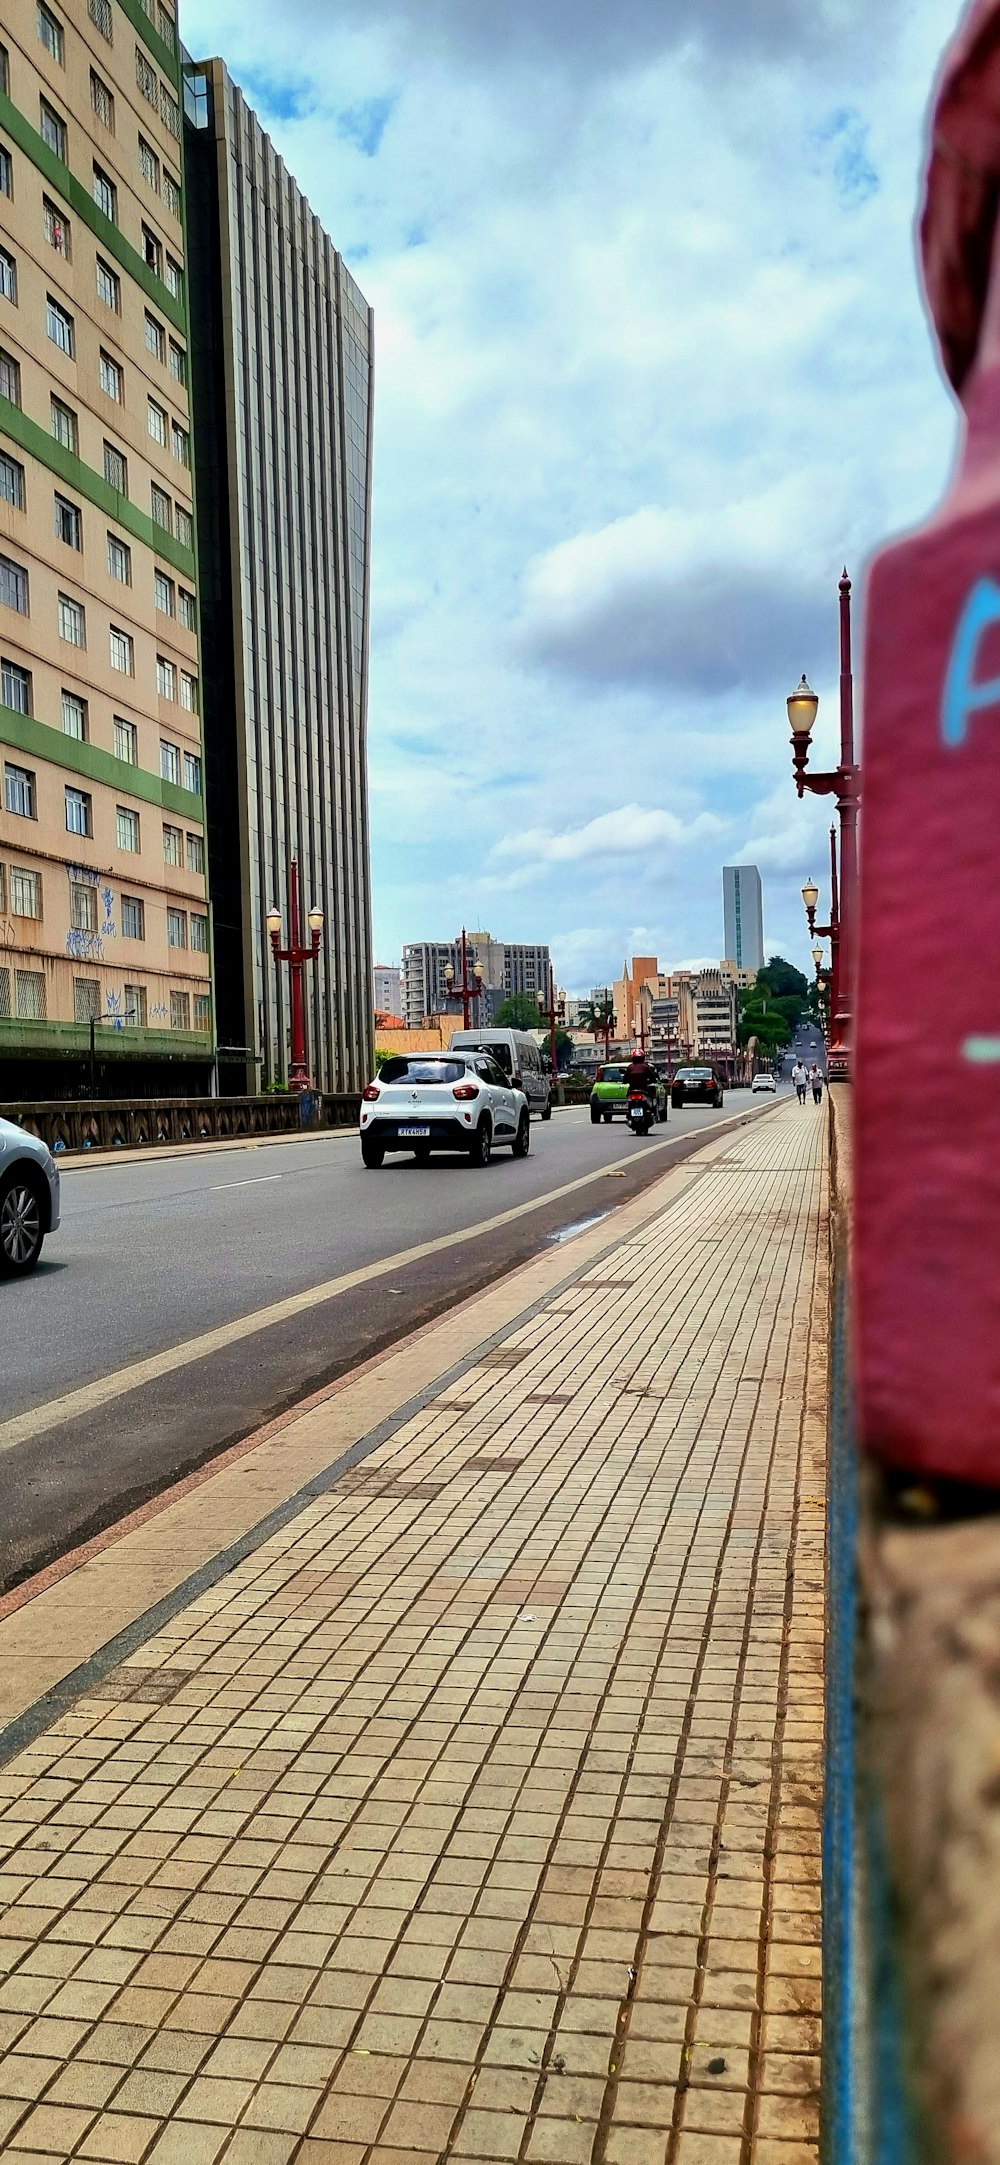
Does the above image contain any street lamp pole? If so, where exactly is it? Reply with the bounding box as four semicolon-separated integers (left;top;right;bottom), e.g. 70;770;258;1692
266;858;324;1092
802;823;841;1037
538;984;566;1085
442;928;483;1031
786;568;861;1080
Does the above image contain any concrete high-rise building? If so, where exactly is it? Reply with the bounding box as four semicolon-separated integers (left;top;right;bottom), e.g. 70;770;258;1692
373;963;402;1020
401;932;552;1028
0;0;211;1099
723;864;764;974
183;60;374;1093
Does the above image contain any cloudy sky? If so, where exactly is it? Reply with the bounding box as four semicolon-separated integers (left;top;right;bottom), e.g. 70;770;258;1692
185;0;962;992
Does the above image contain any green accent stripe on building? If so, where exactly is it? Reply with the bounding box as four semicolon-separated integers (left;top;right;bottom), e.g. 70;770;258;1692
116;0;181;89
0;704;202;820
0;92;185;332
0;1019;211;1056
0;395;195;578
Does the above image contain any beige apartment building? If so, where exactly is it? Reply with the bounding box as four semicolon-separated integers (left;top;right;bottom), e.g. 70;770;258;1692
0;0;210;1098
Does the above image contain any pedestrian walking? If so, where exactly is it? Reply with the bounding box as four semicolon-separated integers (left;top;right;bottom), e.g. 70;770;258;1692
810;1064;824;1105
791;1059;808;1105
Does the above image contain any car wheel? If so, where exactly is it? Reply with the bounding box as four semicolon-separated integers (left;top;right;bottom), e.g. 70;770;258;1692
0;1168;46;1277
590;1104;601;1124
469;1117;492;1168
512;1111;530;1158
672;1095;683;1110
541;1102;552;1122
603;1109;613;1124
659;1102;669;1122
413;1143;431;1164
361;1136;385;1169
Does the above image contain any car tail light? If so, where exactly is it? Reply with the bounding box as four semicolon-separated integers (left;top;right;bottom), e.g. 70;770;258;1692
452;1083;480;1100
362;1084;380;1100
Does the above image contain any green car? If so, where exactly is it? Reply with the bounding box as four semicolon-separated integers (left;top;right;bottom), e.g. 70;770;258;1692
589;1063;667;1124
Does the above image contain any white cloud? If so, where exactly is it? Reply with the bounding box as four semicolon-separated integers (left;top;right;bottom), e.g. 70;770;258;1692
494;804;724;865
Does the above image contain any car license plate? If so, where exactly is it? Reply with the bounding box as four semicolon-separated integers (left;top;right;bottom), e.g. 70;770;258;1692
399;1124;430;1138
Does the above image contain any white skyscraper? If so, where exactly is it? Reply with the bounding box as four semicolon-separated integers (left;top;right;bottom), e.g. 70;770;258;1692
723;865;764;973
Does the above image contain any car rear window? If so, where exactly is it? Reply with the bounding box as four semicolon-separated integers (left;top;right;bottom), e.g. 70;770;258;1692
378;1058;468;1084
599;1066;625;1082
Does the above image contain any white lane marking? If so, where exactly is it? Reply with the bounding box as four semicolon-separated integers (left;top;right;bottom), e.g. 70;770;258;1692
1;1134;690;1455
209;1176;283;1191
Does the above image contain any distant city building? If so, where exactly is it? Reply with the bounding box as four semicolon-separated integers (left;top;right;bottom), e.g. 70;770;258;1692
723;865;764;974
374;965;403;1020
402;933;552;1027
614;955;740;1070
185;61;374;1093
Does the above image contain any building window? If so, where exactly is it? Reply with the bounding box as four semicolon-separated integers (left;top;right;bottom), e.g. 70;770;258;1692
0;146;11;199
191;913;208;953
168;339;186;385
116;805;139;852
100;351;123;401
151;485;171;530
61;690;86;739
37;5;65;65
179;671;198;714
183;750;201;794
174;505;192;549
154;571;174;616
162;823;181;866
46;296;74;356
72;880;96;934
43;199;71;259
163;171;181;220
160;84;180;140
109;626;133;674
165;256;182;302
148;399;167;447
90;71;114;132
159;738;180;784
96;257;120;311
0;248;17;305
178;587;196;632
15;970;45;1021
124;982;146;1027
156;657;176;701
167;908;186;948
113;716;136;764
0;47;6;96
193;992;211;1032
39;101;67;163
0;556;28;614
141;225;162;278
88;0;113;41
144;312;165;364
185;832;204;875
136;48;158;106
0;452;23;509
104;441;127;494
74;977;100;1023
92;163;116;221
107;533;131;584
4;764;34;818
171;422;189;467
65;786;92;837
54;494;82;549
138;136;160;192
158;3;176;48
51;396;77;451
121;894;144;939
0;350;20;405
1;659;30;713
9;867;40;917
169;988;189;1029
58;592;85;646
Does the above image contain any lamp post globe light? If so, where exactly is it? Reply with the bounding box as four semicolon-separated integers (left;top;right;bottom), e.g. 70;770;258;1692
442;929;484;1031
786;569;861;1080
266;858;324;1091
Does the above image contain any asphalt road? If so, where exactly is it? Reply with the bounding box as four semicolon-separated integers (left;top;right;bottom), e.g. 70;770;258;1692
0;1093;788;1591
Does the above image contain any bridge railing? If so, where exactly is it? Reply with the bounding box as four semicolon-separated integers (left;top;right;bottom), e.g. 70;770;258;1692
0;1093;362;1155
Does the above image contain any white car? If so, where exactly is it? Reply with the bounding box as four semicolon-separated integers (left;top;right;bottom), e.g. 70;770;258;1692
0;1117;61;1276
360;1051;530;1168
751;1072;777;1094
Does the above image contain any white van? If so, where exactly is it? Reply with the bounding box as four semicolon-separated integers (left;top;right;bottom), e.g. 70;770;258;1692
448;1028;552;1119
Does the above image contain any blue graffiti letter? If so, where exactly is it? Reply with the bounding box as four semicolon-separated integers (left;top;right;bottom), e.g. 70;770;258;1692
942;575;1000;746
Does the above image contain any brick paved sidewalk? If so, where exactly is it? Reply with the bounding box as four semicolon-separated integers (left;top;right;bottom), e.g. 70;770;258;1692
0;1103;827;2165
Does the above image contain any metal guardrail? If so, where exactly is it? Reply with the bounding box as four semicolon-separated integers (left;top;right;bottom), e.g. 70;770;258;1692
0;1093;362;1154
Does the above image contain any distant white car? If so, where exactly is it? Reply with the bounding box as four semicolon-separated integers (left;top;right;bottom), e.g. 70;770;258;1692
751;1072;777;1094
0;1117;61;1276
360;1050;530;1168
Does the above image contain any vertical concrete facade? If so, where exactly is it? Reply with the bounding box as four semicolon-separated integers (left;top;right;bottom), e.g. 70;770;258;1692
723;861;764;973
0;0;211;1098
184;59;374;1094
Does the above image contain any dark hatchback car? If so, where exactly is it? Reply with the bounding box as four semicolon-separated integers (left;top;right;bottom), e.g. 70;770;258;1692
671;1064;723;1110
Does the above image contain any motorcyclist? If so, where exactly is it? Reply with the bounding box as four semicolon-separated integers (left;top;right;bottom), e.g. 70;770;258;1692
624;1050;657;1112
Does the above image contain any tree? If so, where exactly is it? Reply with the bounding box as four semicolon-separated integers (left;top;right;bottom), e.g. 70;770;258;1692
757;955;809;1006
492;993;544;1029
737;986;792;1052
579;994;616;1056
554;1027;574;1072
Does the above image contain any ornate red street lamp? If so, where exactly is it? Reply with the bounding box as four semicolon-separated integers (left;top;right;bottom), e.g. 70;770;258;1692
266;859;323;1092
537;984;566;1085
442;929;483;1030
787;568;861;1080
801;823;841;1031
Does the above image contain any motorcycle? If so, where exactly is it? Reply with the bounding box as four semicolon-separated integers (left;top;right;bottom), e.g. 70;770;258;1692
626;1089;654;1137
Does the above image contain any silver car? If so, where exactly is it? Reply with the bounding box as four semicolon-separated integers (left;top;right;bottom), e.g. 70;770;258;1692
0;1118;61;1277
